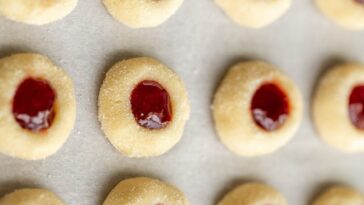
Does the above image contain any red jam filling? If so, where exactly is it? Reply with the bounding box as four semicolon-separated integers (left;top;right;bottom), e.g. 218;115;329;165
130;80;172;129
12;78;56;132
355;0;364;5
349;85;364;130
251;83;289;131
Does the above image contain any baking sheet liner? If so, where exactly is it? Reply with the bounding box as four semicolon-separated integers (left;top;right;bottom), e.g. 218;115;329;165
0;1;364;205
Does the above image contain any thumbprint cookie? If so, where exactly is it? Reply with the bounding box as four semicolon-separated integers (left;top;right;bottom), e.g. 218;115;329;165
0;188;66;205
313;63;364;153
103;177;190;205
218;182;287;205
98;57;190;158
215;0;291;28
212;61;303;157
0;53;76;160
0;0;78;25
315;0;364;30
312;186;364;205
102;0;184;28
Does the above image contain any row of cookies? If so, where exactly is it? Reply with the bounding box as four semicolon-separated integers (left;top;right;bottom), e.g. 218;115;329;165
0;0;364;29
1;53;364;160
1;177;363;205
213;61;364;156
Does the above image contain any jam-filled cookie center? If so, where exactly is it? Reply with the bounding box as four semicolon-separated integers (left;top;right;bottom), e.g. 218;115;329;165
354;0;364;5
12;78;56;132
251;83;289;131
349;85;364;130
131;80;172;129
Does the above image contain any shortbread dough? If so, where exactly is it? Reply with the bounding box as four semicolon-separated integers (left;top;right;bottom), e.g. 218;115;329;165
103;177;190;205
102;0;184;28
0;0;78;25
98;57;190;158
315;0;364;30
0;188;66;205
0;53;76;160
313;63;364;153
218;182;287;205
215;0;291;28
212;61;303;157
312;186;364;205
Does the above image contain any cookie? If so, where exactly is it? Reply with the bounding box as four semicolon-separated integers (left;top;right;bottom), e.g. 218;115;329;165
103;177;189;205
313;63;364;153
0;53;76;160
215;0;291;28
212;61;303;157
102;0;184;28
218;182;287;205
98;57;190;157
0;0;77;25
312;186;364;205
315;0;364;30
0;188;66;205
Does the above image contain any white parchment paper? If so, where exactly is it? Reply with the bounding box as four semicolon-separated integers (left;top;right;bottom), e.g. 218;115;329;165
1;1;364;205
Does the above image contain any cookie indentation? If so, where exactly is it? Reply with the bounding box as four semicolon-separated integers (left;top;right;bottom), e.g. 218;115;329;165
349;85;364;130
251;83;289;131
13;78;56;132
131;80;172;129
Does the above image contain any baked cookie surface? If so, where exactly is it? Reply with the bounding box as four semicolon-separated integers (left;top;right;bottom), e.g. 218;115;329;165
103;177;189;205
98;57;190;158
312;186;364;205
315;0;364;30
0;0;78;25
102;0;184;28
215;0;291;28
218;182;287;205
313;63;364;153
0;53;76;160
0;188;66;205
212;61;302;157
